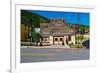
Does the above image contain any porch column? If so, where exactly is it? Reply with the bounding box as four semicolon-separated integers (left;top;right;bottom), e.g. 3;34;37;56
71;35;75;44
49;36;53;45
64;36;69;48
64;36;66;45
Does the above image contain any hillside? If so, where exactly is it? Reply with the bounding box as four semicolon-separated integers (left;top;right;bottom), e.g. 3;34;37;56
21;10;50;28
67;23;89;34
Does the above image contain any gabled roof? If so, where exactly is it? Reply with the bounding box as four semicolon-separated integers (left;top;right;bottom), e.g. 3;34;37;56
40;24;75;37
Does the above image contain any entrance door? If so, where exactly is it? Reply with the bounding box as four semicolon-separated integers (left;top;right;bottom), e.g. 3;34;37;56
54;37;64;45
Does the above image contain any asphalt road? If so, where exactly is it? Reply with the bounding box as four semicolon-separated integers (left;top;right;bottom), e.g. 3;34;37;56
21;48;89;63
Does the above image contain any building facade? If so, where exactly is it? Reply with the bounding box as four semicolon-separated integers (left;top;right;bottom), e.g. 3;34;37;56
40;18;76;47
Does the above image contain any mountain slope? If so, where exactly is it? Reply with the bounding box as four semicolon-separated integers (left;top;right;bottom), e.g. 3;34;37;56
21;10;50;28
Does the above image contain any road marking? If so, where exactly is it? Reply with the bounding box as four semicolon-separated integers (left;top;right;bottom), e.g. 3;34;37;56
22;53;55;56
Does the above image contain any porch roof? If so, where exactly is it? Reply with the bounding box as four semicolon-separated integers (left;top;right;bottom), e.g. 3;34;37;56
40;31;75;37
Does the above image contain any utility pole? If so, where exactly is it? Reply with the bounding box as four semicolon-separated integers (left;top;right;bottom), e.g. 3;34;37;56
77;13;80;44
77;13;80;25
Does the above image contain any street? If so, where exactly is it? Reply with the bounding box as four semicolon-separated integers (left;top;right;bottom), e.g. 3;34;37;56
21;47;89;63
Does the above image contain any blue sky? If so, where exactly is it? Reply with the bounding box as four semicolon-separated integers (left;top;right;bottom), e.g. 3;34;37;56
27;10;90;26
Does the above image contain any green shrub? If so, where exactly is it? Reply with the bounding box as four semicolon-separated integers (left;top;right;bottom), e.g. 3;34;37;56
69;43;84;48
74;44;84;48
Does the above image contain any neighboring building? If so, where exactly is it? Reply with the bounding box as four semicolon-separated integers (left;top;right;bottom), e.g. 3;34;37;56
40;18;76;46
21;24;29;42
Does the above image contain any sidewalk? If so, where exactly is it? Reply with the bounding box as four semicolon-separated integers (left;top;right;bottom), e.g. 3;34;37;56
21;45;83;49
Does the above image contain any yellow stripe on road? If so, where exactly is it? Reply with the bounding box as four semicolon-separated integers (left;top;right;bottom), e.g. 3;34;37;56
22;53;54;56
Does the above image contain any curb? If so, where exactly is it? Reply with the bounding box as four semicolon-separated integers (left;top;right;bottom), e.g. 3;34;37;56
21;46;83;50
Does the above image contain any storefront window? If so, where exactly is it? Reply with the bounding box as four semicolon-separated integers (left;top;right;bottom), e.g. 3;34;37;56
55;38;58;41
60;38;62;41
